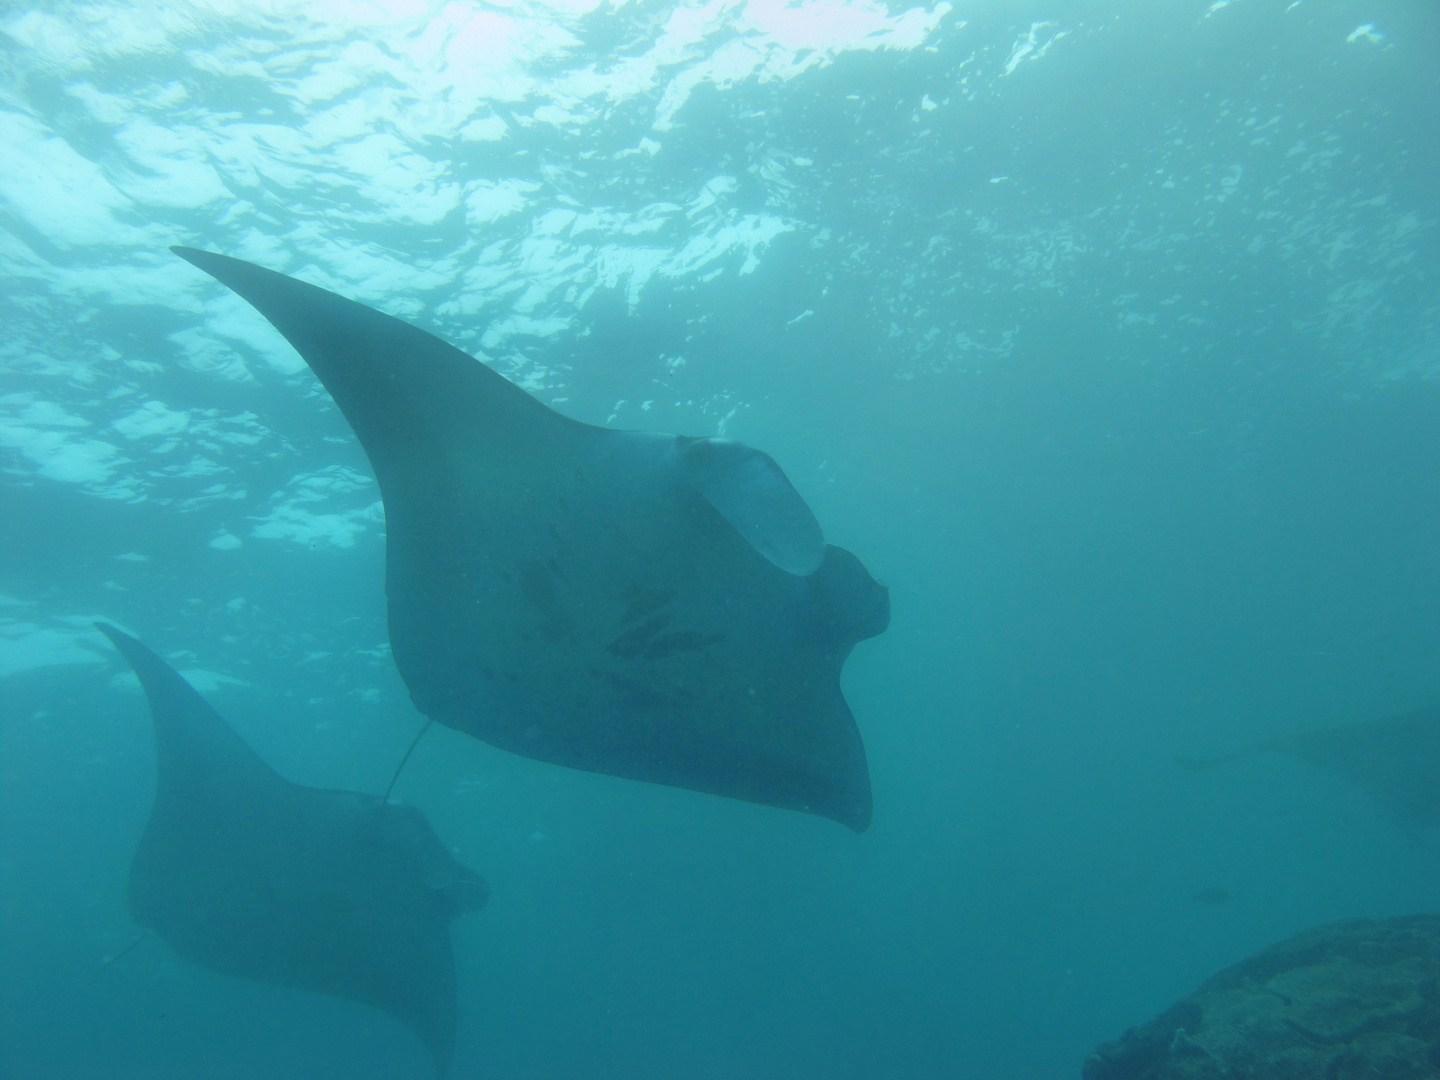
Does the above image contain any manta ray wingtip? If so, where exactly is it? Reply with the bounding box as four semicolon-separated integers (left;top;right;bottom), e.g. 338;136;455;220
170;245;220;270
94;621;128;646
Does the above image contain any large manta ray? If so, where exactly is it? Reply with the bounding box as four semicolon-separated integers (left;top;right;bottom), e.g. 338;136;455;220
1182;704;1440;827
97;623;487;1074
172;247;889;832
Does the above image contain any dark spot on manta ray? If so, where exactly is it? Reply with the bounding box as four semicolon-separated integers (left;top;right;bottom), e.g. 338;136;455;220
620;584;675;624
94;623;484;1075
170;246;889;832
1192;886;1231;906
648;630;726;659
609;610;675;650
606;612;724;661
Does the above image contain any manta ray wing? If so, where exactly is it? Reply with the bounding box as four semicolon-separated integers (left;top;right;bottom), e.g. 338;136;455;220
98;623;487;1073
171;248;888;831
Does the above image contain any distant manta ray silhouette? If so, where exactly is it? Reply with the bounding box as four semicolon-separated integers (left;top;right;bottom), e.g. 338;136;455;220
1181;704;1440;827
97;623;487;1074
172;246;889;832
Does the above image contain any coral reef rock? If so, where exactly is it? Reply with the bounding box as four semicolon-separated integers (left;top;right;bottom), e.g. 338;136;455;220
1084;914;1440;1080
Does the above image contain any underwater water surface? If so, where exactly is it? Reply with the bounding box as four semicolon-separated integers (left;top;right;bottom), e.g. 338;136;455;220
2;1;1439;1077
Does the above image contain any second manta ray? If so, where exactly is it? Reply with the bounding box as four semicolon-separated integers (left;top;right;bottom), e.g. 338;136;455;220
96;623;487;1074
1183;704;1440;828
174;247;889;832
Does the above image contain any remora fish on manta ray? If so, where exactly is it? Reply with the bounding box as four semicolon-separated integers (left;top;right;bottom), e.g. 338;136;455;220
172;247;889;832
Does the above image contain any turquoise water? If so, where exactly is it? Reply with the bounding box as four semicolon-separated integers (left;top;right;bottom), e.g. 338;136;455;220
2;1;1438;1077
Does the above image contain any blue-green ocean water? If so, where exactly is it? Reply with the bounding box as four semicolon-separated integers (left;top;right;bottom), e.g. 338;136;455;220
1;1;1437;1077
